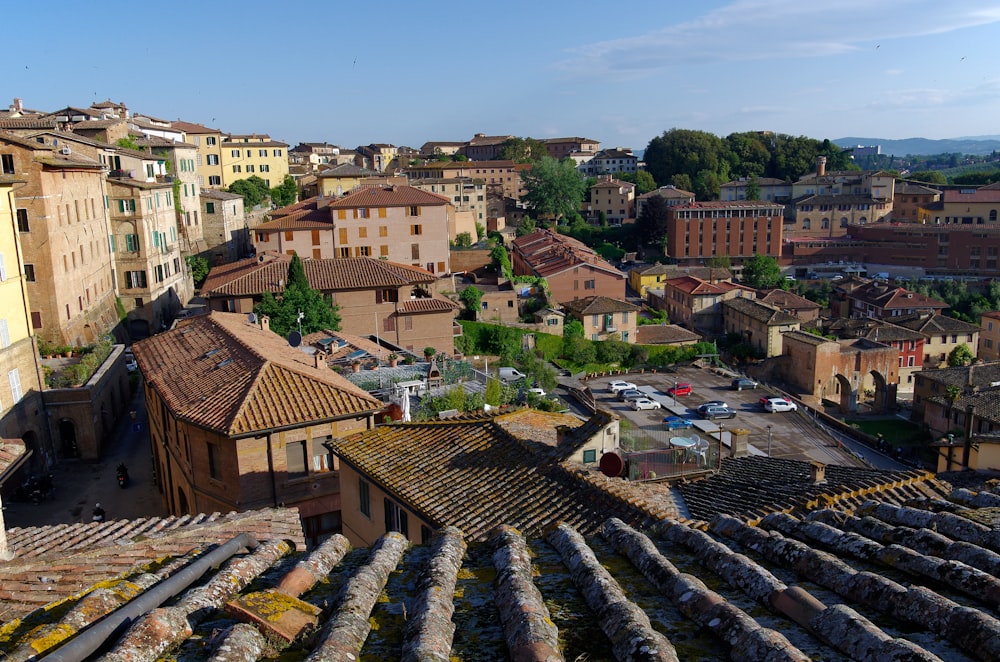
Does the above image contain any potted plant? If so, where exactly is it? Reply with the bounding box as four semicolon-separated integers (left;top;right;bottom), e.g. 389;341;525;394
423;347;436;361
351;360;362;373
388;353;399;367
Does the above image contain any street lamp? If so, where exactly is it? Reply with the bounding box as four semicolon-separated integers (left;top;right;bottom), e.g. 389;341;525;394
672;379;678;406
767;424;773;457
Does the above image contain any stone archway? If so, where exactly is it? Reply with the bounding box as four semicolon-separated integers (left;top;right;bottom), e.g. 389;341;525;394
821;373;854;414
862;370;890;413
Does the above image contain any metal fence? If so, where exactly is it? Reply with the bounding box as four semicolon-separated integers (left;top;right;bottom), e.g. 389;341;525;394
623;435;722;481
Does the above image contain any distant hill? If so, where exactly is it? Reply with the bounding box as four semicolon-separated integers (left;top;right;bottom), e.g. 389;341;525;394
833;136;1000;157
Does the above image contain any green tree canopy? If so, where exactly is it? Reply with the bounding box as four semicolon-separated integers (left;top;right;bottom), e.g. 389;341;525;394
270;175;299;207
520;156;587;221
253;284;341;338
907;171;948;185
185;256;210;286
498;137;548;163
459;285;482;319
635;194;670;249
741;254;784;289
116;136;142;151
744;175;760;201
617;171;657;195
947;343;974;367
227;176;270;209
644;129;729;200
287;252;308;289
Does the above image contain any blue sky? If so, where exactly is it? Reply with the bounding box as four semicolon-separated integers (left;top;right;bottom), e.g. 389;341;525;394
3;1;1000;151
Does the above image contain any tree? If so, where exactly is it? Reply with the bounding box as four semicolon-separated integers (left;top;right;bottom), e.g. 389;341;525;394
453;232;473;248
227;176;270;209
459;285;482;320
185;256;210;286
286;253;308;289
116;136;142;151
516;217;537;236
270;175;299;207
520;156;587;221
635;194;670;249
744;175;760;201
741;254;783;289
618;171;657;195
563;319;584;339
907;171;948;186
498;137;548;163
948;343;974;367
253;285;341;337
643;129;729;200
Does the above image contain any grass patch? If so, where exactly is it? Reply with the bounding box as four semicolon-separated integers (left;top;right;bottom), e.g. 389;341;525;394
849;419;931;447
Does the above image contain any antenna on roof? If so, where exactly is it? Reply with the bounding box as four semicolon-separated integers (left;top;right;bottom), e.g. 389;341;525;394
247;312;258;325
287;330;302;348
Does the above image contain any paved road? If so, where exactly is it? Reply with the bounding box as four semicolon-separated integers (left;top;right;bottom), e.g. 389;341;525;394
3;386;167;528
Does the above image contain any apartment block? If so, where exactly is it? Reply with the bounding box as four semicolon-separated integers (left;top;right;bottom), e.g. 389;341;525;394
665;201;784;263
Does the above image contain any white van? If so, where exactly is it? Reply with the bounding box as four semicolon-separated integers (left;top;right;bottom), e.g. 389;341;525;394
498;367;527;383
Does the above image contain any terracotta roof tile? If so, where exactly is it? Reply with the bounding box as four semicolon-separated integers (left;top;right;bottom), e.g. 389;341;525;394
327;185;449;208
512;229;623;279
722;297;800;325
132;312;382;436
560;295;640;316
202;256;436;298
635;324;701;345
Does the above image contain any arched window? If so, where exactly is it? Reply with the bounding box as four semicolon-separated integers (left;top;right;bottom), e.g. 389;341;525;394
821;218;829;229
990;209;997;221
840;217;849;227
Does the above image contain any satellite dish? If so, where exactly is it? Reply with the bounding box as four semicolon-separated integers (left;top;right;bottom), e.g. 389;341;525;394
599;451;624;478
287;331;302;348
258;255;265;262
247;312;258;324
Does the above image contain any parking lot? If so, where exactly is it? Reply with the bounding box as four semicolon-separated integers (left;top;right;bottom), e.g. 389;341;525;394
587;365;866;466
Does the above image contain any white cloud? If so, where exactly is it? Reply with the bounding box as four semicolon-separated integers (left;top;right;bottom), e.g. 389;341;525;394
555;1;1000;79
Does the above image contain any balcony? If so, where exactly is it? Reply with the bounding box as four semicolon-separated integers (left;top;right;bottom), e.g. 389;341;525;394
108;169;134;179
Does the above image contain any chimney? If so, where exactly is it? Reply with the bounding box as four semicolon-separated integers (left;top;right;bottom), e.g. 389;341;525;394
815;156;827;177
314;350;325;369
260;315;270;332
809;461;826;484
13;97;23;113
968;364;975;387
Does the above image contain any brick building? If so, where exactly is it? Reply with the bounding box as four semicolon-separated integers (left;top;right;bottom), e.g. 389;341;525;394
665;201;784;263
511;229;625;303
132;311;383;546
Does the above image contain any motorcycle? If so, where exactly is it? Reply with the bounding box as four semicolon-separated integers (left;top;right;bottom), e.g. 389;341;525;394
92;503;106;522
117;463;129;489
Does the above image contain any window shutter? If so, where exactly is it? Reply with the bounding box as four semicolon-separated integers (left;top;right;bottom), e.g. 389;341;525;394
384;498;391;532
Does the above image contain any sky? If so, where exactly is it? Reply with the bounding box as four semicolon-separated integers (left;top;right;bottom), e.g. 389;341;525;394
3;1;1000;152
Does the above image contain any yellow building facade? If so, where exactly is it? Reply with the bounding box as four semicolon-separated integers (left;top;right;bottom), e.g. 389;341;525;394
219;135;289;190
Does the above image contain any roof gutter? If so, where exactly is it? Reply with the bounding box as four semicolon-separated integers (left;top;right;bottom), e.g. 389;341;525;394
40;533;259;662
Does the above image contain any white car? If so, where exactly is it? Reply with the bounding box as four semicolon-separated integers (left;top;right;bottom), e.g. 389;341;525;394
630;398;662;411
608;380;637;394
526;387;546;398
763;397;798;413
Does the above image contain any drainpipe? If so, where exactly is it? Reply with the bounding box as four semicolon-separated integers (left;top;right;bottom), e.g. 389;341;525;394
963;404;974;469
40;533;258;662
266;431;278;507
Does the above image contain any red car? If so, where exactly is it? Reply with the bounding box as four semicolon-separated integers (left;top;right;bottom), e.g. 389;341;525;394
667;382;692;397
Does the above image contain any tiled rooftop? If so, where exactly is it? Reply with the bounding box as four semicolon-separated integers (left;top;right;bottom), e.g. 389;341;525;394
635;324;702;345
202;255;436;298
3;481;999;660
848;283;949;311
895;313;981;335
757;288;822;311
327;184;449;209
664;275;751;296
722;297;800;326
132;312;383;436
512;229;623;279
560;295;640;316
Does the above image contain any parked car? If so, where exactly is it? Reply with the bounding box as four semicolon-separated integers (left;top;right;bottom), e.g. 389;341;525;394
526;387;546;398
763;397;798;413
609;380;637;394
630;398;662;411
731;377;758;390
667;382;692;397
618;389;646;402
124;349;137;373
697;401;728;415
663;415;694;430
701;405;736;420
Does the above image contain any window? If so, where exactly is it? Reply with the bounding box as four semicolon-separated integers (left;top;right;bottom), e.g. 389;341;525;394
408;206;420;217
583;449;597;463
359;480;371;517
411;243;420;259
207;155;219;166
0;253;5;281
380;245;389;257
259;149;268;157
376;289;398;304
312;437;333;472
16;209;28;232
355;246;371;257
379;225;388;237
358;226;368;238
206;202;215;214
384;498;408;536
209;176;221;186
8;369;22;403
232;165;241;173
260;164;270;172
24;264;34;281
0;319;8;348
421;526;432;544
155;265;164;282
274;149;282;157
125;270;147;288
410;224;422;235
246;165;255;173
1;154;13;174
207;443;220;479
117;199;136;213
338;247;351;258
206;137;217;146
231;149;241;158
286;440;308;478
584;279;595;290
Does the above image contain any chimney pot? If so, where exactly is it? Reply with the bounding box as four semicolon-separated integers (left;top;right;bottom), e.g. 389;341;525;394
816;156;827;177
810;461;826;484
260;315;270;332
